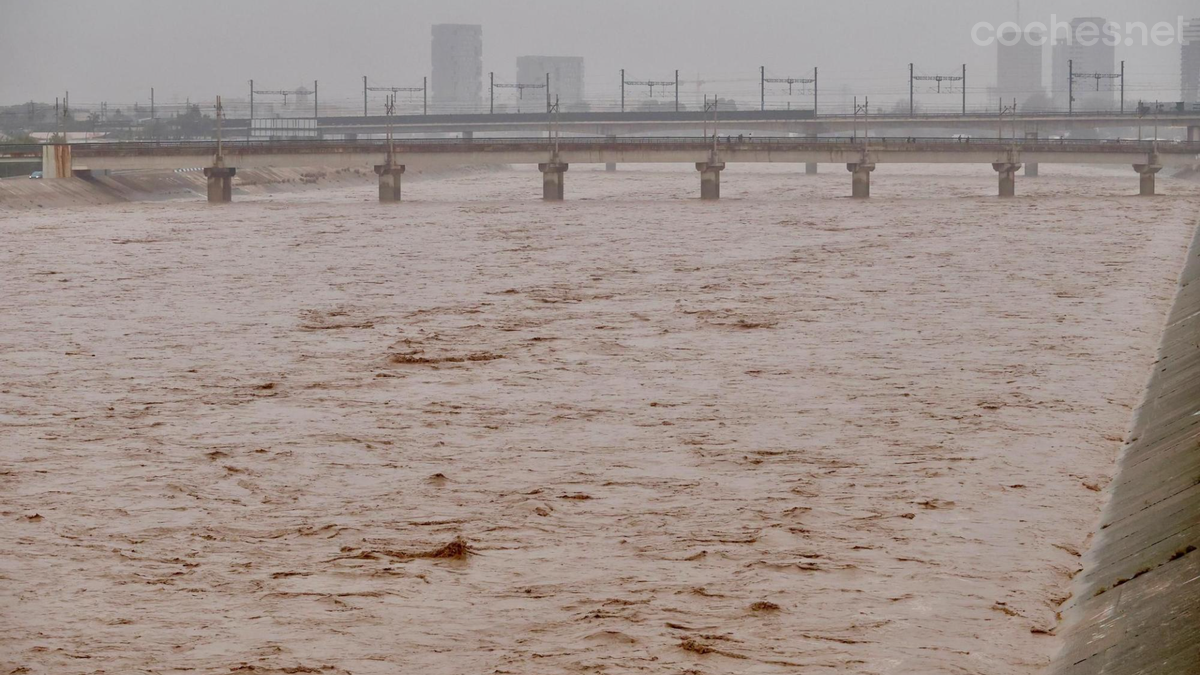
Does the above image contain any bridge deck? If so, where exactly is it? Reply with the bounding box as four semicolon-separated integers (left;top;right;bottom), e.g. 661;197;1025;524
122;109;1200;135
32;137;1200;172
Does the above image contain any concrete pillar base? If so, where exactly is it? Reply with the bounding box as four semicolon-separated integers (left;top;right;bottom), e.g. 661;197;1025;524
1188;126;1199;143
539;162;568;201
696;161;725;200
993;163;1021;198
1134;163;1162;196
1023;132;1039;178
203;166;236;204
462;130;474;141
605;135;617;172
806;163;818;175
847;163;874;198
374;164;406;202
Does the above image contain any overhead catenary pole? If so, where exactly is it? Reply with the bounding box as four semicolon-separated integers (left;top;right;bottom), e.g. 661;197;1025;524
675;69;679;112
363;76;368;117
761;66;766;111
491;77;547;113
151;87;155;120
490;72;494;113
765;70;816;114
910;63;914;116
250;79;254;119
621;69;625;112
911;66;963;114
367;81;426;118
215;95;223;160
711;95;719;154
1068;59;1074;115
386;94;395;159
424;77;427;115
1120;60;1125;114
313;80;318;118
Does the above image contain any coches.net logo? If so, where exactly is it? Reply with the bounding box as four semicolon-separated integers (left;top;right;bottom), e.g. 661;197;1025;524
972;16;1192;48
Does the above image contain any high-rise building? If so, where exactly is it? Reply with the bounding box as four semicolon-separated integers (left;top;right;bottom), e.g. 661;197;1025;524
1183;18;1200;104
997;29;1044;107
1051;17;1117;111
516;56;586;110
431;24;483;113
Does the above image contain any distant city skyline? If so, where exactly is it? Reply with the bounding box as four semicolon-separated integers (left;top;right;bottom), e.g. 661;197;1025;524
0;0;1192;109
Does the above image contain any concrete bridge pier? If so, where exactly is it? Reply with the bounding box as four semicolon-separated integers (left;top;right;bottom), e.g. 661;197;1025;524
539;162;568;201
1133;162;1162;196
1025;132;1039;177
202;167;236;204
605;135;617;172
696;161;725;200
806;135;818;174
1189;125;1199;143
42;144;73;179
847;163;874;198
374;164;406;202
462;130;474;141
993;163;1021;197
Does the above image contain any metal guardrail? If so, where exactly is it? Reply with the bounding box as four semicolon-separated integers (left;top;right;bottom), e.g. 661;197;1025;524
189;109;1200;125
38;108;1200;134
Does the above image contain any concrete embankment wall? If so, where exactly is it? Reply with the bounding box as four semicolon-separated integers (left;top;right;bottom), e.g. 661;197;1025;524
1049;221;1200;674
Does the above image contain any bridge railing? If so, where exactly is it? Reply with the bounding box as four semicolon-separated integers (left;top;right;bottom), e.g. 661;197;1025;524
0;144;45;156
56;136;1199;152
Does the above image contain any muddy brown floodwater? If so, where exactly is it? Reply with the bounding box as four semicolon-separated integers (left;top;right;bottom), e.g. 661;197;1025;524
1;165;1196;674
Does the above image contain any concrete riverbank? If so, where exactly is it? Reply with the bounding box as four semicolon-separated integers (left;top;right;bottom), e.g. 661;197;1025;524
1049;219;1200;674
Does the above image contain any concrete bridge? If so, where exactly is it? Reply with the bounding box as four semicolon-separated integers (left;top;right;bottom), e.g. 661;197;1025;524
218;109;1200;138
37;136;1200;203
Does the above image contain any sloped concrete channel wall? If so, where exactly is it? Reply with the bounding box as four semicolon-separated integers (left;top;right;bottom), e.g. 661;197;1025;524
1050;222;1200;674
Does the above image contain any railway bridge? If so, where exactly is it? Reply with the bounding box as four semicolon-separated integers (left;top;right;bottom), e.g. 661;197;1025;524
32;136;1200;203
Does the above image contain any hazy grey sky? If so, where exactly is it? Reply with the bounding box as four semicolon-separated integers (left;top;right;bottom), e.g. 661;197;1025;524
1;0;1193;107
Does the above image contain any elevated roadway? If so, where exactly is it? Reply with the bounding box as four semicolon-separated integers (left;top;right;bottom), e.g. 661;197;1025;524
214;109;1200;138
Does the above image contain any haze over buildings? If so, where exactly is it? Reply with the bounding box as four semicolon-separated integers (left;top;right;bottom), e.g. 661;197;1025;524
1183;17;1200;103
517;56;586;109
0;1;1192;112
996;29;1045;107
431;24;483;113
1051;17;1118;110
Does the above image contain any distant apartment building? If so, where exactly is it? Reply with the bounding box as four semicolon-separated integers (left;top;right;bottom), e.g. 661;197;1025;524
996;29;1044;107
1051;17;1117;111
516;56;586;109
1184;18;1200;104
431;24;483;113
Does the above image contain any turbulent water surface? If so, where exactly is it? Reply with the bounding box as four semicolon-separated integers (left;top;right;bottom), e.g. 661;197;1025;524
1;165;1195;674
